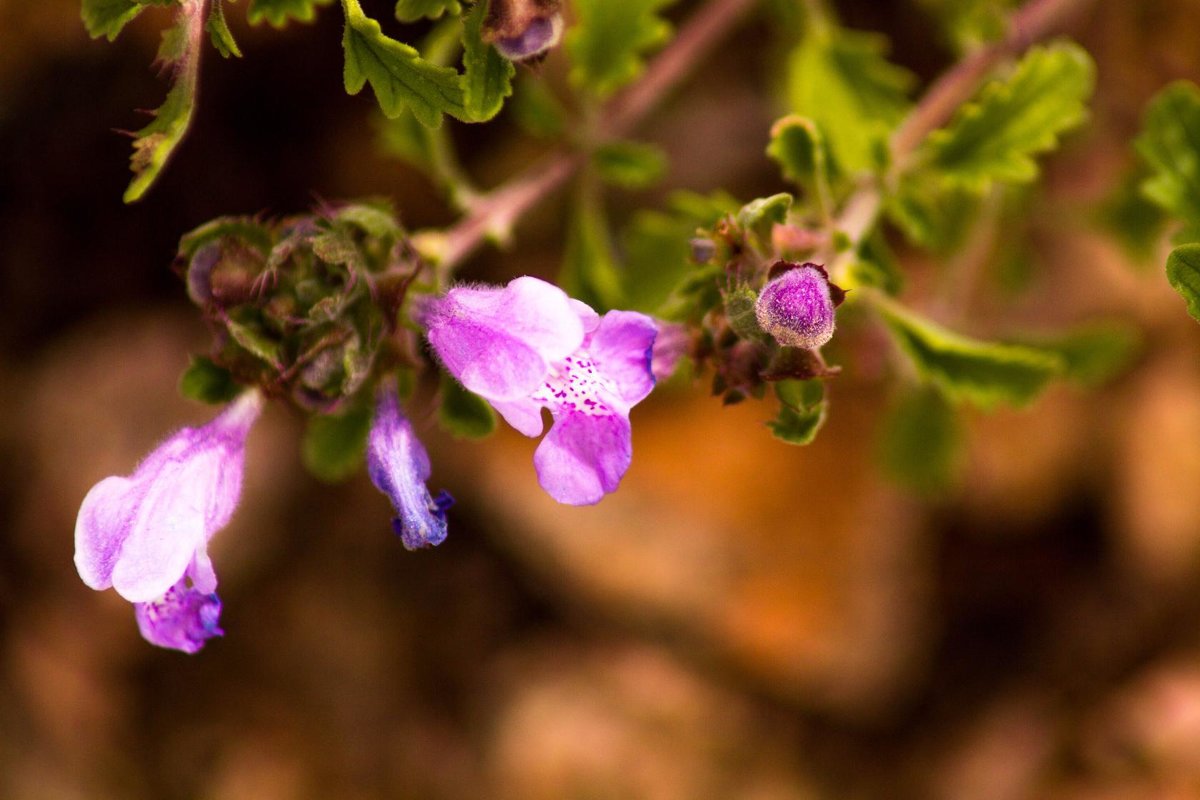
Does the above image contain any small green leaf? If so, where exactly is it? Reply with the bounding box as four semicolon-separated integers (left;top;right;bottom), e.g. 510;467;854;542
341;0;466;127
567;0;675;98
562;190;624;311
878;386;961;496
247;0;332;27
874;297;1063;409
394;0;460;22
206;0;242;58
766;114;838;211
226;315;283;366
1024;322;1142;387
510;76;568;139
461;0;514;122
920;42;1095;192
438;374;496;439
1096;168;1168;264
1166;243;1200;324
768;379;827;445
593;140;667;189
335;203;404;240
179;356;242;404
735;193;793;247
302;402;373;482
1136;81;1200;225
82;0;175;41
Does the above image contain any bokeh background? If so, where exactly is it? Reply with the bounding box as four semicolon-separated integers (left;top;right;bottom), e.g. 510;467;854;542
4;0;1200;797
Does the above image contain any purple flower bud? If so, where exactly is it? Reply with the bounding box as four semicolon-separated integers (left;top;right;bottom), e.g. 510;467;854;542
74;391;262;653
366;386;452;550
754;263;838;350
485;0;563;62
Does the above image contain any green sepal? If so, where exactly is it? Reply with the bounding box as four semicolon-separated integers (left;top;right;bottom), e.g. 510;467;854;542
438;374;497;439
873;297;1063;409
878;385;961;496
1135;81;1200;225
593;140;668;189
302;401;374;483
1166;243;1200;324
247;0;333;27
724;286;764;341
767;379;827;446
179;355;242;404
206;0;242;58
462;0;514;122
919;42;1095;193
567;0;675;99
394;0;460;22
341;0;467;127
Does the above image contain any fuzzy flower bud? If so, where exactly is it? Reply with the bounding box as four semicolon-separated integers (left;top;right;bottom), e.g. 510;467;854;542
754;263;839;350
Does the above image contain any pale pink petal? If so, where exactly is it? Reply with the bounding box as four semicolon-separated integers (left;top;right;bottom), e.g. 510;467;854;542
74;475;141;591
585;311;658;406
489;396;546;437
533;411;632;506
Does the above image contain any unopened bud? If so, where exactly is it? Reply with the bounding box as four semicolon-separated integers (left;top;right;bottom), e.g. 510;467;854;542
754;262;838;350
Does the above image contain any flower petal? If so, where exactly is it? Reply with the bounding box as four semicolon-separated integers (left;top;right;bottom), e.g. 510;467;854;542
533;410;632;505
586;311;658;407
134;579;223;654
489;396;546;437
74;475;141;590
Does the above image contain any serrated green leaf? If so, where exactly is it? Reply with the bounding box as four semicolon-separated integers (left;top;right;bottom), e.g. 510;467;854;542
768;379;826;445
787;22;914;173
1136;81;1200;225
341;0;466;127
247;0;332;27
593;140;667;189
885;173;980;253
438;374;496;438
916;0;1016;53
562;190;624;311
1024;322;1142;388
206;0;241;58
394;0;460;22
874;297;1063;409
766;115;837;213
1166;243;1200;324
510;76;567;139
878;386;961;495
302;402;373;482
461;0;514;122
179;356;242;404
921;42;1095;192
82;0;175;41
567;0;675;98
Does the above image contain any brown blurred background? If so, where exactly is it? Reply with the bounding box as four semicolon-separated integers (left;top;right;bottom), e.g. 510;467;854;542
4;1;1200;798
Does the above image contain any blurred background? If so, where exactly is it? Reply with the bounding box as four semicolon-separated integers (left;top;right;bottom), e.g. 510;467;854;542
4;0;1200;797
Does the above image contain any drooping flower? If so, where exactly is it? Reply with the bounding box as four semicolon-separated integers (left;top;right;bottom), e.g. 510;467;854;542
74;391;263;653
366;386;453;550
423;276;658;505
755;262;840;350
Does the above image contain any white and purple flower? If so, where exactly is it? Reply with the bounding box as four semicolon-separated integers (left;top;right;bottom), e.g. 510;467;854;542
73;391;262;653
367;386;453;550
423;276;658;506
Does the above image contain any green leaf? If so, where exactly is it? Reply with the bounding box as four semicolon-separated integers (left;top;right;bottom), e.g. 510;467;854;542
438;374;496;438
461;0;514;122
1135;81;1200;225
735;193;792;247
510;76;568;139
885;174;980;253
768;380;827;445
302;402;374;482
1166;243;1200;324
920;42;1095;192
593;140;667;189
82;0;174;41
1095;168;1168;264
341;0;466;127
786;22;914;172
766;114;838;211
226;315;283;366
247;0;332;27
878;386;961;496
874;297;1063;409
562;191;624;311
567;0;675;98
206;0;242;58
179;356;242;404
916;0;1016;53
1024;322;1142;388
847;230;904;294
394;0;460;22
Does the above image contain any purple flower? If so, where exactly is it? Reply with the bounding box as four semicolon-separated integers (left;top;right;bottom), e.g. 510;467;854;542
366;386;453;550
755;263;839;349
423;276;658;505
74;391;262;653
493;14;563;61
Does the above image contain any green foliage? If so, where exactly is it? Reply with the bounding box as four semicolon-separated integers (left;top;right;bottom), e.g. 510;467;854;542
81;0;174;41
302;402;374;482
593;140;668;189
1096;169;1168;263
766;115;837;212
917;0;1016;53
878;386;961;496
885;174;980;253
438;374;497;439
767;380;827;445
395;0;460;22
206;0;242;58
462;0;514;122
1166;243;1200;324
846;231;904;294
247;0;332;27
562;191;624;311
179;356;242;404
873;297;1063;409
735;193;792;248
919;42;1095;192
786;20;914;173
341;0;466;127
1024;322;1142;388
1135;81;1200;226
509;76;568;139
567;0;675;98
